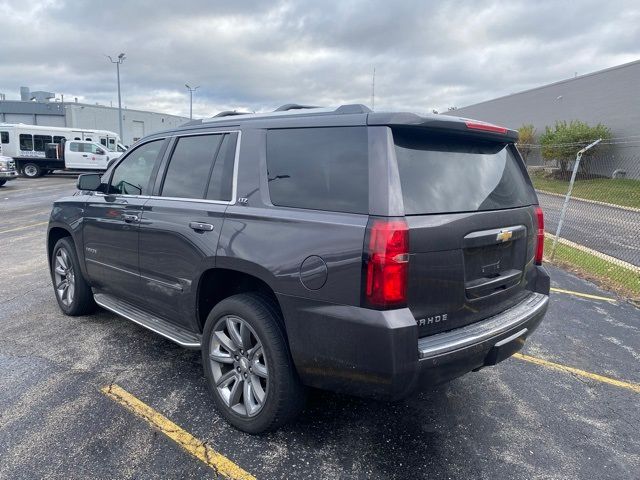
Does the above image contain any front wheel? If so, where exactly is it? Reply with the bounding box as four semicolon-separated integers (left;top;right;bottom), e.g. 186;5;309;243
22;163;42;178
0;179;6;187
202;293;305;434
51;237;95;316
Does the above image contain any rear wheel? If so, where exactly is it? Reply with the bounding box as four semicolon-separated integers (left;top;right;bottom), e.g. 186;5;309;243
202;293;305;434
22;163;42;178
51;237;95;316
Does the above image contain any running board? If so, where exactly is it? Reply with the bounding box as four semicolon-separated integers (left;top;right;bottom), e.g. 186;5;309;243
94;293;202;348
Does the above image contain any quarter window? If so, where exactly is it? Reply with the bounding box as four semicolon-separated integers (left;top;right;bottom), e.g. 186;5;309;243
206;133;237;201
109;139;164;195
266;127;369;214
161;134;223;199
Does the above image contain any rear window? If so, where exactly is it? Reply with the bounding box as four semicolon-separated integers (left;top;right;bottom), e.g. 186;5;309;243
266;127;369;214
393;129;536;215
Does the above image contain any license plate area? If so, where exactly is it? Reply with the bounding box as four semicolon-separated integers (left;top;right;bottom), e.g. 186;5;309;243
463;225;527;299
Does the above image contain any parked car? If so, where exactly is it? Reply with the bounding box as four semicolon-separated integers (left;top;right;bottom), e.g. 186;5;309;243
0;155;18;186
47;104;550;433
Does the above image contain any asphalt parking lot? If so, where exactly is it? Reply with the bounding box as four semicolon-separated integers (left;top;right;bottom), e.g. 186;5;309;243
1;175;639;480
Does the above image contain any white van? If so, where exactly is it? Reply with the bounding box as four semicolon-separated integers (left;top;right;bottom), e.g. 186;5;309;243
0;123;125;177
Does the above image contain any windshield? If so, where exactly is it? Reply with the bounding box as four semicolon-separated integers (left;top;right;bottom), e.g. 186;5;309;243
393;128;537;215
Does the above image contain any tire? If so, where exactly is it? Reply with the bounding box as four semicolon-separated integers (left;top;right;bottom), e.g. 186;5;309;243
51;237;95;316
202;293;305;434
22;163;42;178
0;179;6;187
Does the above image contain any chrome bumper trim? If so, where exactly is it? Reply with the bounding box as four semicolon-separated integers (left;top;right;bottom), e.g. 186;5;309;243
418;293;548;359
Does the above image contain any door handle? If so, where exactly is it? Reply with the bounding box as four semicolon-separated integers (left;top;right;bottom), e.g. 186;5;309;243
189;222;214;232
123;214;140;223
82;154;88;157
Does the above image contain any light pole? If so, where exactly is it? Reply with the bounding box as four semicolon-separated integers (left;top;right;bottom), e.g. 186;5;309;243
107;53;126;141
185;84;200;120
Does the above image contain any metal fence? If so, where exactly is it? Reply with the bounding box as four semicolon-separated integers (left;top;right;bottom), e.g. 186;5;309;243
526;154;640;299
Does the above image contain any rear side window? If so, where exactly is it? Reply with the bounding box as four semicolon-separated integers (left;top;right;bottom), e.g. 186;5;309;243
20;134;33;150
33;135;53;151
393;129;536;215
266;127;369;214
109;139;164;195
161;134;224;199
1;131;8;143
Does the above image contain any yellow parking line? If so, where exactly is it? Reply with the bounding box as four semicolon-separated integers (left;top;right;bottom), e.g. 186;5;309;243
514;353;640;394
0;221;49;235
550;287;616;303
101;384;256;480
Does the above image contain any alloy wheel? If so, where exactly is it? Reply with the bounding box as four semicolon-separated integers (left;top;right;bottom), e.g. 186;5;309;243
53;248;75;307
209;316;269;417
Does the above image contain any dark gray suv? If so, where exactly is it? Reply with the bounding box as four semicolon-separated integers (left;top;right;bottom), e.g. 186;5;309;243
47;104;549;433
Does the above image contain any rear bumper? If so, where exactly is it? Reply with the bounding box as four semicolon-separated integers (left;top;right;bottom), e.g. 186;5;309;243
280;269;550;400
413;292;548;393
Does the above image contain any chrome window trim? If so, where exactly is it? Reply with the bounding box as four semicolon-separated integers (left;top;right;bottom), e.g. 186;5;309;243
96;130;241;206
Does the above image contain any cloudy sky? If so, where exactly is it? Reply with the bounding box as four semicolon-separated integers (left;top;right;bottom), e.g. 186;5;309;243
1;0;639;119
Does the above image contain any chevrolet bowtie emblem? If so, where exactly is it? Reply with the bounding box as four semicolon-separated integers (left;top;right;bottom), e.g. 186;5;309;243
496;230;513;242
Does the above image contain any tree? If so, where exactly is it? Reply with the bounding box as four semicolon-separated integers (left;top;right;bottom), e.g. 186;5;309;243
516;124;536;163
539;120;611;177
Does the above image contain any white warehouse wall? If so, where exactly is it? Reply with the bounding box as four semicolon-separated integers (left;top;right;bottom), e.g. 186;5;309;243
65;104;189;146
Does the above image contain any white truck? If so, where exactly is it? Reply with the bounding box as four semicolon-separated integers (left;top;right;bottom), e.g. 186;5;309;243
0;123;126;177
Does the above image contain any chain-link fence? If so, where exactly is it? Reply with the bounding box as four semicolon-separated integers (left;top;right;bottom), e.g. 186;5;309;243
526;154;640;301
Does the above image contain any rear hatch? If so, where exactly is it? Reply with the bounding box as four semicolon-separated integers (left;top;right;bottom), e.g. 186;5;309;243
391;126;540;337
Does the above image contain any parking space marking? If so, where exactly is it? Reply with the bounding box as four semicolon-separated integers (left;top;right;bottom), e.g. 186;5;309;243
0;221;49;235
550;287;617;303
514;353;640;394
101;384;256;480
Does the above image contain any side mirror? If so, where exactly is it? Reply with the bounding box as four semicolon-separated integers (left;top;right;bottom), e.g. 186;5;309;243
77;173;102;191
96;148;105;155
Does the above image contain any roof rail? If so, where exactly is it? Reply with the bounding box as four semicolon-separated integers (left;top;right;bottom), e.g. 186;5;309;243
274;104;320;112
214;111;248;118
201;103;372;124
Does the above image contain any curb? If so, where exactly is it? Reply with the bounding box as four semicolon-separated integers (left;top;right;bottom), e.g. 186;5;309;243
536;190;640;213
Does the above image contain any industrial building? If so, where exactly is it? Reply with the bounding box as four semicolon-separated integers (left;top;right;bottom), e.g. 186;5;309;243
445;59;640;178
0;87;189;146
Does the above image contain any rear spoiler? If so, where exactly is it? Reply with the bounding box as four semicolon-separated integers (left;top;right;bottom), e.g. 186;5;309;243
367;112;519;142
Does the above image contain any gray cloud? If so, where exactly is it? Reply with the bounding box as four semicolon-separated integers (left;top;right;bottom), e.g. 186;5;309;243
1;0;638;118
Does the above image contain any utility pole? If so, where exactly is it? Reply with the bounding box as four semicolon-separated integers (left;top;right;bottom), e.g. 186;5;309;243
107;53;126;141
185;84;200;120
371;67;376;110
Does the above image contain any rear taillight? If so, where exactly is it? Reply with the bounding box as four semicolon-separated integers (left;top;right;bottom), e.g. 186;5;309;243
363;217;409;309
534;206;544;265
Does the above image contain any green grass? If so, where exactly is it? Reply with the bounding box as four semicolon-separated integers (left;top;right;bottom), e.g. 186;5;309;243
544;241;640;302
530;172;640;209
